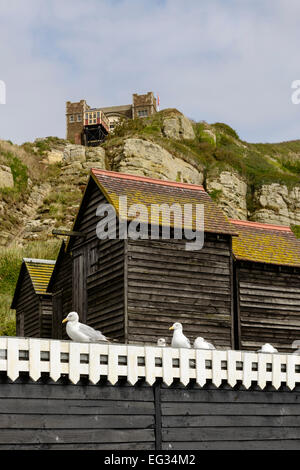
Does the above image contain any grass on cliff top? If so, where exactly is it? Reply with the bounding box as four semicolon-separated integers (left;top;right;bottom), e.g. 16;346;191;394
104;109;300;191
0;240;61;336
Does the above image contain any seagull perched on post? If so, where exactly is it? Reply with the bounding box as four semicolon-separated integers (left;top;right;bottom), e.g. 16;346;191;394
157;338;167;347
169;322;191;349
193;336;215;350
62;311;109;343
292;340;300;355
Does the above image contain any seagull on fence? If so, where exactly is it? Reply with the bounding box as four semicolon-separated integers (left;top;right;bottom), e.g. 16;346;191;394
62;311;109;343
157;338;167;347
169;322;191;349
257;343;278;353
291;340;300;355
193;337;216;350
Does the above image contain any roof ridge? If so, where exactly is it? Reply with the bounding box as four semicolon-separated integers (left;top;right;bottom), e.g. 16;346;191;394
229;218;292;233
91;168;205;191
23;258;56;264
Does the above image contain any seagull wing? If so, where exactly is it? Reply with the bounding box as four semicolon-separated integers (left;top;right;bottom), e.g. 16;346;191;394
78;322;108;342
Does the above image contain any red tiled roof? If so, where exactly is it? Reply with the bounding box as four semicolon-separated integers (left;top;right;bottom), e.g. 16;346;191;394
91;169;237;235
229;219;300;267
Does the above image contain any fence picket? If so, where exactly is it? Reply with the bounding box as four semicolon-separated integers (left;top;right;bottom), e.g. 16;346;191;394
69;342;80;384
212;350;223;387
145;346;157;385
179;348;190;386
287;354;297;390
257;353;267;390
195;349;207;386
162;347;173;386
29;338;41;382
49;340;61;382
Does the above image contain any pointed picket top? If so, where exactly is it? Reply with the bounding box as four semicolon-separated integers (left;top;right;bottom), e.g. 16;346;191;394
212;350;223;388
107;344;121;385
49;340;61;382
179;348;190;386
195;349;206;386
227;350;239;388
162;347;173;386
257;353;268;390
88;343;101;385
145;346;157;385
7;337;20;382
287;354;297;390
127;345;139;385
68;342;81;384
242;352;254;389
29;338;41;382
272;353;282;390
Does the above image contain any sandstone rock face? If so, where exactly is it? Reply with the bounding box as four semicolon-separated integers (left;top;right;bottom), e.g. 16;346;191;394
113;138;203;185
63;144;86;163
44;150;64;165
84;146;106;170
0;165;14;189
162;115;195;140
252;184;300;225
206;171;248;220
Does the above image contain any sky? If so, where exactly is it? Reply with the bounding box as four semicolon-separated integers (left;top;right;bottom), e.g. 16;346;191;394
0;0;300;144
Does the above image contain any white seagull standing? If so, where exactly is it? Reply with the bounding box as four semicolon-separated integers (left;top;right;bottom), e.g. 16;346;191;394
193;337;215;350
62;311;109;343
257;343;278;353
169;322;191;349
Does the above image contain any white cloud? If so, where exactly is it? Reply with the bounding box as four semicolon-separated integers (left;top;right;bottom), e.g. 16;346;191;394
0;0;300;143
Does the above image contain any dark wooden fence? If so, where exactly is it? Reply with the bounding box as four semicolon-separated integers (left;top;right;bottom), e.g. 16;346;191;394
1;376;300;450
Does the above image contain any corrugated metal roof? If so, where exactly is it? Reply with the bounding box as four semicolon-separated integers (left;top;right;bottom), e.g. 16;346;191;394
230;219;300;267
91;169;237;235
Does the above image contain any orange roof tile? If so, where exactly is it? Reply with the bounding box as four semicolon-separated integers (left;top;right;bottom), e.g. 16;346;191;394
229;219;300;267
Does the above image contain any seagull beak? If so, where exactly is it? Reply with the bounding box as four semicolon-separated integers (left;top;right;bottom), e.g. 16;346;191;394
62;318;68;324
169;326;174;330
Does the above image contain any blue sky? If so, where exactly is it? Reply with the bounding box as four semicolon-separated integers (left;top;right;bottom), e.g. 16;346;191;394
0;0;300;144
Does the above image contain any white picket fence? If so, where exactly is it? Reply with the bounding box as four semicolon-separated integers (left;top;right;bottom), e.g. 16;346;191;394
1;336;300;390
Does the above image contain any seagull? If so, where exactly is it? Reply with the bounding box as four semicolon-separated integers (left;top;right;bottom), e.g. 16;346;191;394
169;322;191;349
62;311;109;343
257;343;278;353
193;337;215;350
157;338;167;347
291;340;300;355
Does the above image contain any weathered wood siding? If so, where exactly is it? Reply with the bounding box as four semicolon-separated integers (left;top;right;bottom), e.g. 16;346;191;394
51;250;73;340
0;378;155;450
40;296;53;338
71;179;125;340
235;262;300;352
15;271;40;338
1;378;300;450
160;384;300;450
126;234;233;347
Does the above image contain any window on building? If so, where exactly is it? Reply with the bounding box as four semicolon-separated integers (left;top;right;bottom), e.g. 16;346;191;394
69;115;74;123
77;114;82;122
137;109;148;117
97;112;100;118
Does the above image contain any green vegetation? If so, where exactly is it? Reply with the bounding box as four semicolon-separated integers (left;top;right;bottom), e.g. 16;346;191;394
0;240;60;335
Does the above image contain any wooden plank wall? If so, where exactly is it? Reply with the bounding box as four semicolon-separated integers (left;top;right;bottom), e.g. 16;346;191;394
40;296;53;338
1;378;300;450
236;262;300;352
15;271;40;338
51;250;73;340
126;234;233;348
0;378;155;450
160;384;300;450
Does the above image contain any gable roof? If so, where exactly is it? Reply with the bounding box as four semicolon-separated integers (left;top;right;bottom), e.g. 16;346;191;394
229;219;300;268
88;169;237;235
11;258;55;309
